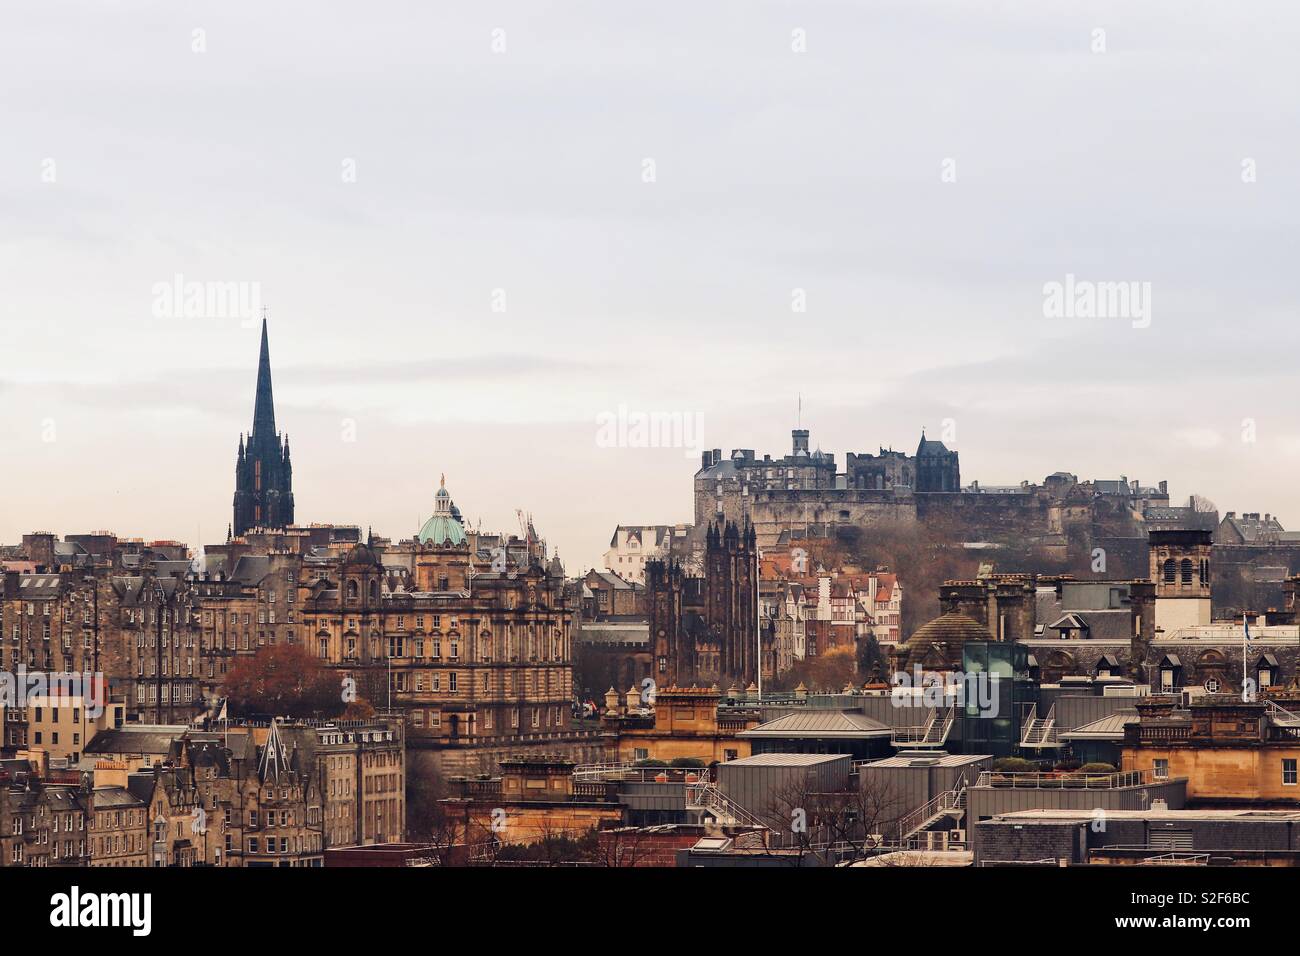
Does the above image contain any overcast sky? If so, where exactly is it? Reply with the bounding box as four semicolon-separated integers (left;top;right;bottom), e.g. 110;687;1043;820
2;1;1298;572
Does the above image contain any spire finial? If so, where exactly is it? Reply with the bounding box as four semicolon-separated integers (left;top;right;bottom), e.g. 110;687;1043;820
440;473;445;489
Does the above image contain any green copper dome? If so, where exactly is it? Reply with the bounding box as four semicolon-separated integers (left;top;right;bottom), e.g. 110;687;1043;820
417;475;467;547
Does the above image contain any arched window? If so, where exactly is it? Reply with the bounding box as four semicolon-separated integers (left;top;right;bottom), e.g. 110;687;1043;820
346;580;359;601
1180;558;1193;585
1162;559;1176;583
368;580;378;601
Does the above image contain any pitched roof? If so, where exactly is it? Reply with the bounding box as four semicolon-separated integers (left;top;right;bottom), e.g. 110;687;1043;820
721;752;852;767
738;711;891;739
1058;711;1138;740
258;720;291;782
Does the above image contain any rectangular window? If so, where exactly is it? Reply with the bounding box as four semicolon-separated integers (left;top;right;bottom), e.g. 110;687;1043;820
1153;758;1169;780
1284;759;1298;786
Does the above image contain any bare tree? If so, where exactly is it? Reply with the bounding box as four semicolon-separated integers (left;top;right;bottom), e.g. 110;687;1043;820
757;769;909;867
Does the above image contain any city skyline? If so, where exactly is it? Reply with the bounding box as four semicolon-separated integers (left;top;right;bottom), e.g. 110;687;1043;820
0;307;1288;570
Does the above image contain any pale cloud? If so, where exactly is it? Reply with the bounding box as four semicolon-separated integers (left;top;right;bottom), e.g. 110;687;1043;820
2;0;1298;570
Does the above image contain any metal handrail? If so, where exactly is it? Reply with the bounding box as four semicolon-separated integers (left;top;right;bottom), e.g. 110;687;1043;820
897;772;966;843
1266;700;1300;725
685;781;769;830
975;769;1153;789
572;761;634;779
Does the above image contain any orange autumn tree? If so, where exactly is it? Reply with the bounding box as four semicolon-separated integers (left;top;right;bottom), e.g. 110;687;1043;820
772;645;858;694
222;644;348;719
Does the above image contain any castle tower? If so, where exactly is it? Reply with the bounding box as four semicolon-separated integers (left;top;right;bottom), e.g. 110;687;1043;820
232;319;294;536
915;429;960;492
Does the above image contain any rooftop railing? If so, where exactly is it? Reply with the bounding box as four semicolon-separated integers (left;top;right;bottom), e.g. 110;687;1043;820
974;769;1156;789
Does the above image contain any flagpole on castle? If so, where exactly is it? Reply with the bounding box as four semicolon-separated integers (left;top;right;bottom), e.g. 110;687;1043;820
1243;613;1249;697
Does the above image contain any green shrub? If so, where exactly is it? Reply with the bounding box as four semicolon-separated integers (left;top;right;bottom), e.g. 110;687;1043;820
1078;762;1116;774
633;759;669;768
991;757;1037;773
669;757;706;768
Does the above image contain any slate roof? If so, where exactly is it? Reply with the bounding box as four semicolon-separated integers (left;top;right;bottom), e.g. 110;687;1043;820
229;555;272;584
93;787;145;809
15;574;64;597
588;571;635;590
1216;512;1286;544
609;525;673;548
917;438;954;456
1046;610;1134;642
86;726;218;757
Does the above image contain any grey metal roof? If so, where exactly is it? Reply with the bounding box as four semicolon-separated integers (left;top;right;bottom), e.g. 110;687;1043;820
737;711;891;739
866;752;992;768
1058;711;1138;740
720;752;852;767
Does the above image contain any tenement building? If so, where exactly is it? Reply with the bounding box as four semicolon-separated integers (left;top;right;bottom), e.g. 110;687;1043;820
82;716;404;855
0;718;332;869
2;477;590;785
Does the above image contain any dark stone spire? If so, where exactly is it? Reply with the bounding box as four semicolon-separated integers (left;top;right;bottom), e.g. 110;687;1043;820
252;317;276;438
233;318;294;536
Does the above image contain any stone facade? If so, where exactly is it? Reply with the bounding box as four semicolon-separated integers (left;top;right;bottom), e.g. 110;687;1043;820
694;428;1158;573
648;522;765;690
